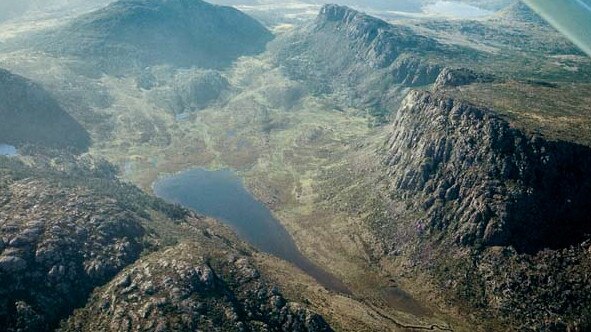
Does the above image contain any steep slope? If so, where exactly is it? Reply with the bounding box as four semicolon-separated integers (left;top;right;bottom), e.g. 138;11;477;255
270;5;446;114
310;79;591;329
35;0;273;73
0;69;91;152
495;1;548;25
374;91;591;329
384;90;591;253
0;153;331;332
63;244;331;332
268;5;503;125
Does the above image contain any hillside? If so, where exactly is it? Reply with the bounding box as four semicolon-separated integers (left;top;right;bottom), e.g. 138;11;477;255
33;0;273;73
1;2;590;331
0;69;90;152
0;152;331;331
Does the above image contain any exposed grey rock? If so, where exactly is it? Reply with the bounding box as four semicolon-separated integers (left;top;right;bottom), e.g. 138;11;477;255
434;67;494;90
62;244;332;332
384;90;591;253
0;256;27;272
0;153;329;332
378;89;591;330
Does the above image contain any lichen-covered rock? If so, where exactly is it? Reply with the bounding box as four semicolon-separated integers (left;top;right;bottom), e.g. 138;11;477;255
63;244;332;332
384;90;591;253
433;67;494;90
0;179;148;331
0;153;331;332
379;90;591;329
0;154;171;331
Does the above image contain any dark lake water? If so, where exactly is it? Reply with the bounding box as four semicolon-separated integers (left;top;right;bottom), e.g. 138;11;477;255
153;168;350;294
0;144;17;157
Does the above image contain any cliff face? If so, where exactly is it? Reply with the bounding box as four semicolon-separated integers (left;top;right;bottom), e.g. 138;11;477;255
0;69;91;152
270;5;444;114
378;90;591;329
314;5;440;71
385;90;591;253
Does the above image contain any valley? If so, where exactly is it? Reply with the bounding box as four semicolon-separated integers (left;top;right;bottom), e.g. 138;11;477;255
0;0;590;331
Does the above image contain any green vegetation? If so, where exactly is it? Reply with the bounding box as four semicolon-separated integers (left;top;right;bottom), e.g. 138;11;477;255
1;1;591;330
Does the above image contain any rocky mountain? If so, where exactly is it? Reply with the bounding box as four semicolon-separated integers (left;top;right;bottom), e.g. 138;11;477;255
496;1;548;25
269;5;591;329
63;244;331;332
318;87;591;330
272;4;447;88
374;90;591;329
270;5;489;123
0;69;90;152
34;0;273;73
384;89;591;253
0;153;331;332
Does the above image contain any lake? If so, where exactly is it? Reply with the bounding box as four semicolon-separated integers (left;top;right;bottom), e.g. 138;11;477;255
423;1;493;18
153;168;351;294
0;144;17;157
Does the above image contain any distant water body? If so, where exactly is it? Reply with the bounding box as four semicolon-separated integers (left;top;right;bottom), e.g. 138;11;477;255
423;1;493;18
153;168;351;294
0;144;17;157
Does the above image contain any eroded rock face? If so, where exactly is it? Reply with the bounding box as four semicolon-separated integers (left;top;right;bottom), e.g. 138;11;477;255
0;179;148;331
385;90;591;253
315;5;440;70
270;5;444;112
0;154;331;332
63;244;332;332
433;67;494;90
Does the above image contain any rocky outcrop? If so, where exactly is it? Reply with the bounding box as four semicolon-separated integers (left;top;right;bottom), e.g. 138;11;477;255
433;67;495;90
0;69;91;152
376;90;591;329
384;90;591;253
147;69;230;114
314;5;440;70
0;172;149;331
33;0;273;73
63;244;332;332
0;153;331;332
270;5;445;113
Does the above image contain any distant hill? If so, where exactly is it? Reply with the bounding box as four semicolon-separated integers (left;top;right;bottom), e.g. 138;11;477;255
496;1;548;25
0;69;90;152
35;0;274;73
